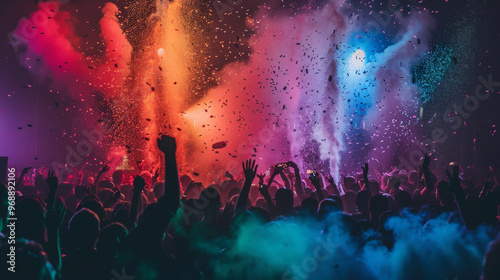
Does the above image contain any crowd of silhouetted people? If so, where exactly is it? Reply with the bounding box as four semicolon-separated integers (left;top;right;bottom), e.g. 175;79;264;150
1;135;500;279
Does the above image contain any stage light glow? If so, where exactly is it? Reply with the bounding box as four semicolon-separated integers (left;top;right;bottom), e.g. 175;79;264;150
157;48;165;57
349;49;366;71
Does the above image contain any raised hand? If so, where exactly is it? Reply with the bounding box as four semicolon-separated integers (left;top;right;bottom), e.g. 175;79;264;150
423;154;430;170
271;163;285;176
257;173;268;195
287;161;298;170
47;170;59;193
308;169;321;189
235;159;258;215
224;171;235;180
133;175;146;193
45;199;66;230
184;181;199;196
99;165;111;175
22;167;32;174
157;134;177;154
16;167;33;187
325;174;335;186
44;198;66;274
446;165;461;193
77;170;84;185
152;167;160;184
309;169;325;201
259;184;270;198
257;174;266;185
447;164;472;229
242;159;258;183
361;163;369;178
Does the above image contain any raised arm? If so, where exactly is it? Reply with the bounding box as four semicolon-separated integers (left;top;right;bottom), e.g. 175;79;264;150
46;170;58;211
361;163;370;194
128;175;145;228
489;166;498;186
267;164;284;189
157;135;180;211
44;171;66;278
235;159;258;215
125;135;180;258
94;165;110;194
257;173;277;219
288;161;305;198
480;172;495;199
420;154;433;197
280;171;291;190
152;167;160;185
309;169;325;201
447;165;473;230
16;167;31;188
325;174;340;196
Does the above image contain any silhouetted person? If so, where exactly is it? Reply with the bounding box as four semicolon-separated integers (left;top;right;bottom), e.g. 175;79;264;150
275;188;294;216
62;208;100;279
369;194;389;226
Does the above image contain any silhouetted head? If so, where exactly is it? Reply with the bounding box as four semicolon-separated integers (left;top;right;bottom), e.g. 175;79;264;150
64;195;79;212
301;196;319;217
483;239;500;280
74;185;90;200
180;175;192;189
112;201;130;226
274;188;293;215
327;194;343;211
355;190;371;213
227;186;241;204
255;197;267;209
317;198;340;218
349;182;361;192
112;170;124;186
326;182;340;196
98;179;114;190
435;180;454;209
395;190;412;211
120;184;134;201
478;192;500;226
369;194;389;224
343;191;357;214
200;187;220;208
344;176;355;190
69;208;100;249
368;180;381;194
77;198;105;222
97;188;113;204
96;222;128;258
387;176;402;193
408;170;418;185
268;184;279;198
249;186;260;205
199;187;221;222
137;203;159;226
248;206;271;223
